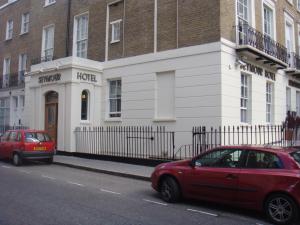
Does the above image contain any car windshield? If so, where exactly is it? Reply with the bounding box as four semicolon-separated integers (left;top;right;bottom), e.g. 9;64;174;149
290;151;300;165
25;132;51;142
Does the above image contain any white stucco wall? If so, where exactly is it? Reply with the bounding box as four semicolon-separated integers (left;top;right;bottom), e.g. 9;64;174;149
24;57;103;152
102;43;223;147
23;40;299;153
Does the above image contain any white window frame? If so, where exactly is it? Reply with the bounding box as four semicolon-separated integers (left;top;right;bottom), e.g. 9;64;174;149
81;90;90;121
298;24;300;55
41;24;55;61
73;12;89;58
286;87;291;113
262;0;276;41
6;20;13;40
3;58;10;88
110;19;122;43
236;0;255;27
285;12;295;52
44;0;56;7
0;98;10;126
21;12;30;34
266;82;274;123
107;79;122;118
18;54;27;84
241;74;251;123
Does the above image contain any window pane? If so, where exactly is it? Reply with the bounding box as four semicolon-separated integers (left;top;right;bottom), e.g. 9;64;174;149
195;149;242;168
245;151;282;169
81;91;88;120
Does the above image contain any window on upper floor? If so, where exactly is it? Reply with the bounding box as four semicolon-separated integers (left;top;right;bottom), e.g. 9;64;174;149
298;0;300;11
6;20;13;40
263;3;274;39
110;20;121;43
18;54;27;84
42;25;55;61
2;58;10;88
45;0;56;7
74;13;89;58
21;13;30;34
237;0;251;24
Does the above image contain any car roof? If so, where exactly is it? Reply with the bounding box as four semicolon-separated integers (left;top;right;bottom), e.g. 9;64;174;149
7;129;47;133
215;145;296;154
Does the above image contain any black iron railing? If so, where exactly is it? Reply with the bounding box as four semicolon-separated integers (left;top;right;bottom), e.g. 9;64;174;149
31;55;56;65
0;72;25;89
288;52;300;70
74;126;175;160
237;22;288;64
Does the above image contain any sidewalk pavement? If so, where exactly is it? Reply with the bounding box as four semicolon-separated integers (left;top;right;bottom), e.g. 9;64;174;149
53;155;155;181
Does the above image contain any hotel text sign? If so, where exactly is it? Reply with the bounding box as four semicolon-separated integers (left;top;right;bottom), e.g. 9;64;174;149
240;63;276;81
39;73;61;84
77;72;97;83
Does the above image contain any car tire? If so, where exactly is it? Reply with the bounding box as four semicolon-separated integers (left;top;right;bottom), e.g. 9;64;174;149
160;177;180;203
45;157;53;164
12;153;22;166
265;193;298;225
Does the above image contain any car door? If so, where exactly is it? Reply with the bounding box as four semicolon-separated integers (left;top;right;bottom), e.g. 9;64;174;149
237;150;284;208
0;131;11;158
7;132;17;158
184;148;244;204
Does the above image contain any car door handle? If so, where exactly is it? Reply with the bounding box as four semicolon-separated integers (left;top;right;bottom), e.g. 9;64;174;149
226;174;237;179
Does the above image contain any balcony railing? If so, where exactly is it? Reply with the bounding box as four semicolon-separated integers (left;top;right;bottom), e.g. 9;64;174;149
237;22;288;65
0;71;25;90
288;52;300;71
31;54;55;65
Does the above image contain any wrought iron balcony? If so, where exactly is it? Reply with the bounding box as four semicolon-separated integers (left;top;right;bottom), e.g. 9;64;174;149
31;54;55;65
287;52;300;70
0;72;25;90
236;22;288;68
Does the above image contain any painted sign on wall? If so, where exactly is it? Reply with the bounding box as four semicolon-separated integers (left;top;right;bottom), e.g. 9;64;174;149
39;73;61;84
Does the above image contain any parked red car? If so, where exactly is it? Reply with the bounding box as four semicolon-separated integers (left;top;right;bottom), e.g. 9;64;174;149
151;146;300;225
0;130;55;166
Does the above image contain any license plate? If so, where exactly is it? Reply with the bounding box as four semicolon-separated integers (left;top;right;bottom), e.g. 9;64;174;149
34;146;46;151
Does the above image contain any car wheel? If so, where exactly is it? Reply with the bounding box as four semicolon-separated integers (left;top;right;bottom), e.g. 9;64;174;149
12;153;22;166
265;194;298;225
45;157;53;164
160;177;180;203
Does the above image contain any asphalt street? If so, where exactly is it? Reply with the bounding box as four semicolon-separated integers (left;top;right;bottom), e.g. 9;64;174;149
0;160;274;225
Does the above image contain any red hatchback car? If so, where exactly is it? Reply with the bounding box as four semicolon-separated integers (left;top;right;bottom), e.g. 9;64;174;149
0;130;55;166
151;146;300;225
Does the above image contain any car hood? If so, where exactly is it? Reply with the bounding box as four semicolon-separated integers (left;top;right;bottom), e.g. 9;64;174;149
156;159;191;169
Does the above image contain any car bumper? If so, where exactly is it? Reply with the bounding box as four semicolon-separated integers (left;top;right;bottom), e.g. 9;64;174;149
19;151;54;159
151;171;159;191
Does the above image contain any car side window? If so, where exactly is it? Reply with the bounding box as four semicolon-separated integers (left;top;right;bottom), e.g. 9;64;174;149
1;131;10;141
195;149;242;168
245;151;283;169
9;132;17;142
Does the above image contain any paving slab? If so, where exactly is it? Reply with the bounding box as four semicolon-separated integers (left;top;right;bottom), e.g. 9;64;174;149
54;155;154;181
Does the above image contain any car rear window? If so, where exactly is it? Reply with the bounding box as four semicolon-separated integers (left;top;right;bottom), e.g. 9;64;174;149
291;151;300;165
25;132;51;142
